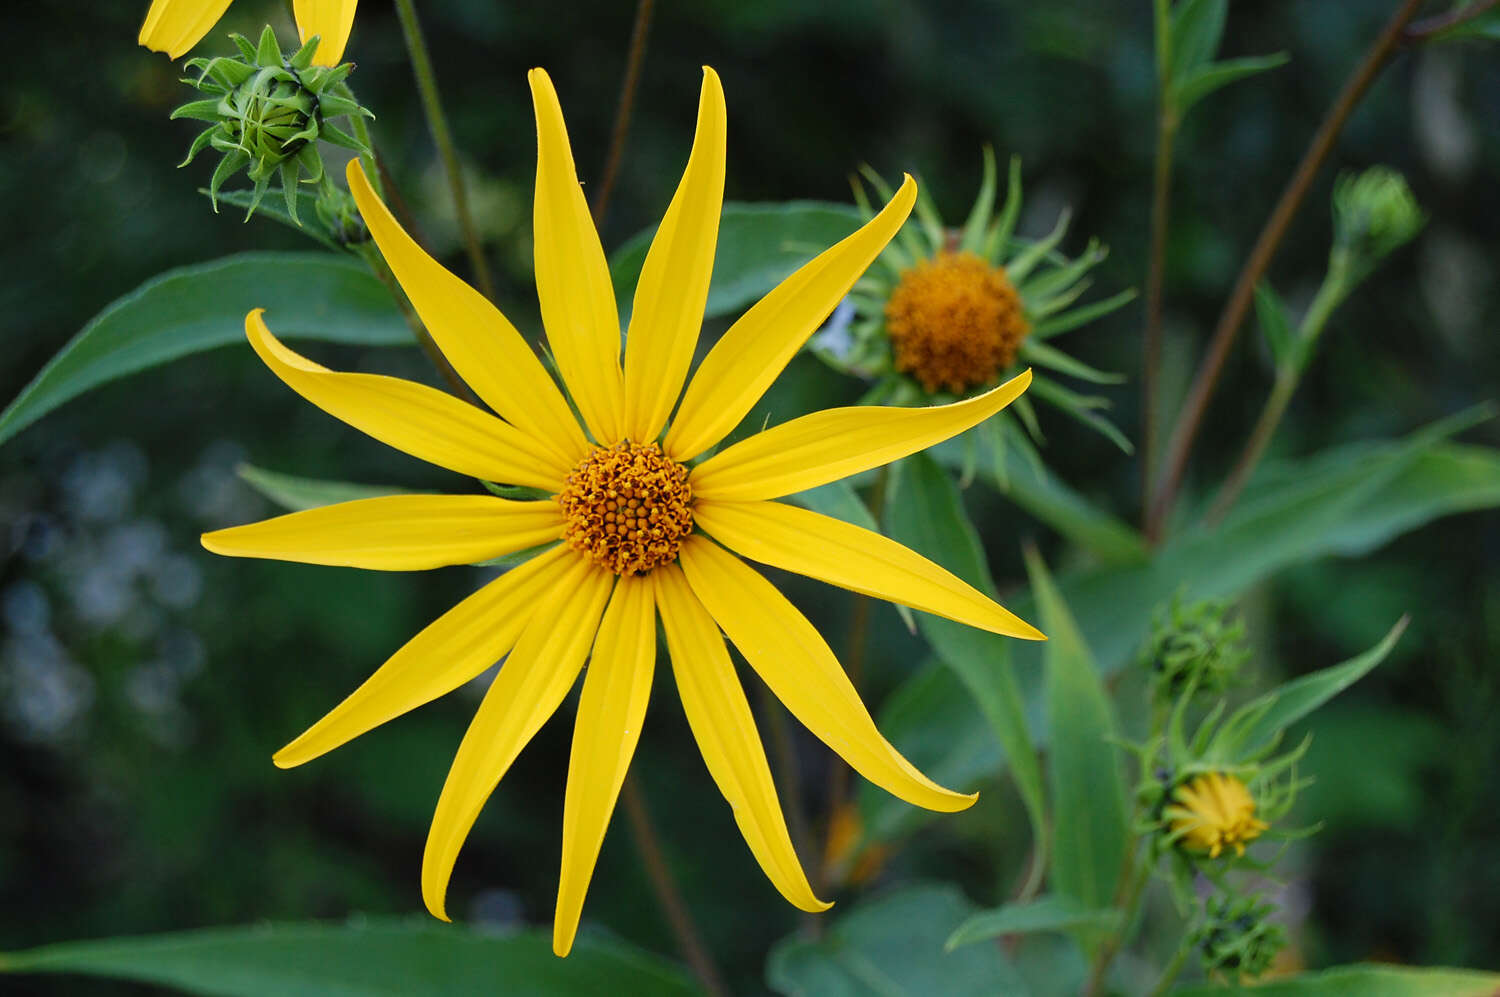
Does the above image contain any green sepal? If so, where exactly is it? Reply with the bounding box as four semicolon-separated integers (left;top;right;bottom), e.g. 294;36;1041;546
958;145;997;255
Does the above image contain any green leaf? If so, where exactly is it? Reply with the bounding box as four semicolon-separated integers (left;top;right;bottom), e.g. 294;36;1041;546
945;895;1122;952
0;252;412;448
236;464;411;512
1425;6;1500;43
609;201;862;324
1174;963;1500;996
0;918;696;996
1025;547;1129;921
767;884;1026;996
1169;0;1228;82
1253;281;1296;372
1231;616;1408;755
1175;52;1291;117
883;454;1048;866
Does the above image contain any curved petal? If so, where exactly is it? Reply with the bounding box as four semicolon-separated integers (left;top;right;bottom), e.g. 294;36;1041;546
654;564;828;913
691;369;1032;502
554;576;656;957
693;499;1043;640
292;0;357;65
528;68;624;445
202;494;563;570
664;175;917;461
347;161;588;465
245;310;568;492
139;0;234;58
273;544;574;768
677;536;975;813
621;68;726;444
422;556;614;921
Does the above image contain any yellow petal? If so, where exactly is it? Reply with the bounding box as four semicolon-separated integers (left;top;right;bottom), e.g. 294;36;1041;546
677;536;974;813
693;499;1043;640
422;556;614;921
664;176;917;461
692;369;1032;502
347;161;589;466
621;68;726;445
273;545;573;768
554;576;656;957
292;0;356;65
528;68;624;445
202;494;563;571
138;0;234;58
654;564;829;912
245;309;568;492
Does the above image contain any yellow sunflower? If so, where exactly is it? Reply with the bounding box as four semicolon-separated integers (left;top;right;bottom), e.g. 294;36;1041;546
139;0;356;65
203;67;1042;957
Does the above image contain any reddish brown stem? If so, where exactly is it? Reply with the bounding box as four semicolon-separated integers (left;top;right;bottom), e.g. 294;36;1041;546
591;0;656;228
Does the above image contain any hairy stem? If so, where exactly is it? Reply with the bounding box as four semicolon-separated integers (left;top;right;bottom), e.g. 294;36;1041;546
621;775;730;997
591;0;656;228
392;0;496;299
1145;0;1428;541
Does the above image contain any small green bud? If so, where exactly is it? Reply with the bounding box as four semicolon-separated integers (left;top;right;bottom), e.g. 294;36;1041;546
1141;594;1249;704
1190;892;1287;982
173;25;374;224
1330;167;1426;285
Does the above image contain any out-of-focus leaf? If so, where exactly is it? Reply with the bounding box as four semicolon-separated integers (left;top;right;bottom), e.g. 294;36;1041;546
1231;617;1407;754
1169;0;1228;82
1427;6;1500;43
884;454;1048;862
609;201;862;324
1175;53;1290;117
767;883;1025;996
1253;281;1296;372
236;464;411;512
1175;963;1500;996
0;252;412;447
0;918;696;996
866;416;1500;843
789;478;916;632
945;895;1121;951
1026;547;1129;922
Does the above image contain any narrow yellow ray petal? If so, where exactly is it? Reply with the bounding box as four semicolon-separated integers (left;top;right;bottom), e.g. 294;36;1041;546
347;161;588;465
422;557;614;921
554;576;656;957
273;545;573;768
693;500;1043;640
202;494;563;571
139;0;234;58
292;0;357;65
621;68;726;444
677;537;975;813
528;68;624;445
654;564;829;913
245;310;568;492
664;176;917;461
692;369;1032;502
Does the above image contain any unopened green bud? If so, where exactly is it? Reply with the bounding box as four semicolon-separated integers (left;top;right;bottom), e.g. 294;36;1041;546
1331;167;1425;285
1141;594;1249;704
1191;892;1287;981
173;25;373;224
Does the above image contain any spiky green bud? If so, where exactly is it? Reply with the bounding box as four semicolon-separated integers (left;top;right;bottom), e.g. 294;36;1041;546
1141;594;1250;705
1190;892;1287;982
173;26;373;224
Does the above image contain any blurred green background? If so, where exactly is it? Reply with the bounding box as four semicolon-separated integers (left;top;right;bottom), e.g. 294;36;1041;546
3;0;1497;992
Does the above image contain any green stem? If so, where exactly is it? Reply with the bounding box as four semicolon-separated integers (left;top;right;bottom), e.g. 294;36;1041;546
591;0;656;227
1084;847;1152;997
1141;0;1175;528
1147;936;1195;997
335;82;382;200
391;0;495;299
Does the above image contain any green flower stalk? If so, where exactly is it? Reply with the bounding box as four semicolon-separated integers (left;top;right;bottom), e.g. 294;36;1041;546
812;147;1138;473
173;26;373;224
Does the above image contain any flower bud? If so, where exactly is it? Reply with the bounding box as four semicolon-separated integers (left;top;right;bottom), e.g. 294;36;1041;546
1191;892;1287;982
1330;167;1425;285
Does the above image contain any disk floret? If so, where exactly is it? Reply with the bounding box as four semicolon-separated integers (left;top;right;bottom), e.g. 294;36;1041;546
884;251;1028;394
559;442;694;576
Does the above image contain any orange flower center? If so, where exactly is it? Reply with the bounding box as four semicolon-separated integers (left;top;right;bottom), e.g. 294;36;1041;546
884;251;1028;394
559;442;694;576
1166;772;1269;859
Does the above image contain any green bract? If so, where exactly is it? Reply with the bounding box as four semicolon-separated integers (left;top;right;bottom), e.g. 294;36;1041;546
173;26;373;225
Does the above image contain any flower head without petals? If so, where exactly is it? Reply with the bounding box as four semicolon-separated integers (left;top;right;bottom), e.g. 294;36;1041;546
202;67;1042;957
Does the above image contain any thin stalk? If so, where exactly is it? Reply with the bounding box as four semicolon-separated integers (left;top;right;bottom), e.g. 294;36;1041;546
391;0;496;299
1145;0;1429;541
1084;849;1152;997
1141;0;1176;524
1146;937;1195;997
591;0;656;228
335;82;383;200
621;775;731;997
1205;272;1345;524
353;242;478;404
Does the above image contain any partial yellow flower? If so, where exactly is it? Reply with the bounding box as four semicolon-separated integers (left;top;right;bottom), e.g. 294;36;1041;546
202;67;1042;957
139;0;356;65
1166;772;1270;859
